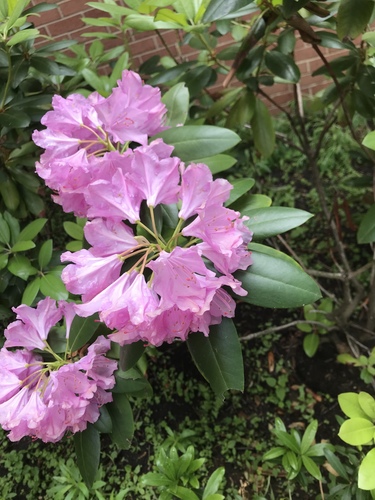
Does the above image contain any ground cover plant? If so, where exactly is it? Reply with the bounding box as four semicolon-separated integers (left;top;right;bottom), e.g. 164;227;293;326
1;0;375;498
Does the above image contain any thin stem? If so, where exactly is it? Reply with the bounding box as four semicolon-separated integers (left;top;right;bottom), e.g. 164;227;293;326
197;33;230;71
240;320;336;342
155;30;180;65
0;47;12;110
136;220;164;248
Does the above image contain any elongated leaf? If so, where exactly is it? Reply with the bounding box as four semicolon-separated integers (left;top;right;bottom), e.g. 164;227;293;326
235;243;321;308
22;277;41;306
7;28;39;46
282;0;311;17
40;274;68;300
303;333;319;358
358;392;375;420
243;206;313;240
357;204;375;244
301;455;322;480
38;239;53;269
203;0;252;22
301;420;318;455
359;449;375;490
107;393;134;449
11;240;35;252
8;255;38;280
0;110;30;128
363;130;375;150
162;83;189;127
274;430;300;453
0;216;10;245
250;99;275;158
18;218;47;241
203;467;225;499
192;154;237;174
225;178;255;207
324;448;349;481
119;341;145;371
338;418;375;446
337;0;374;40
187;318;244;398
154;126;240;161
68;313;100;352
73;424;100;488
265;51;300;83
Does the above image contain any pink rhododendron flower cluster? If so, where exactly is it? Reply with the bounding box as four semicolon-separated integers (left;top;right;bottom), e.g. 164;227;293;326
0;298;117;443
32;70;253;347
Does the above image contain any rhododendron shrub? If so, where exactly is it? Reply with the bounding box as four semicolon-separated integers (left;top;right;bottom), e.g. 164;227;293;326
1;69;320;485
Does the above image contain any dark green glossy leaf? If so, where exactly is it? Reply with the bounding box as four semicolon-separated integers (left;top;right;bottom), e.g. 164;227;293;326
112;369;153;398
235;243;321;308
73;424;100;488
0;215;10;245
187;318;244;398
242;206;313;240
192;154;237;174
93;405;112;433
119;341;145;371
265;51;300;83
154;126;240;161
148;62;195;86
324;449;349;481
107;393;134;449
281;0;311;17
0;110;30;128
68;313;100;352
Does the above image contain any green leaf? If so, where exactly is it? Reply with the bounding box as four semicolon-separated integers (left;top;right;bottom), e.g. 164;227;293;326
10;240;35;253
203;0;252;22
357;204;375;244
263;446;287;461
3;211;20;245
187;318;244;398
225;178;255;207
40;274;68;300
174;486;200;500
66;240;83;252
86;2;135;17
0;216;10;245
281;0;311;17
0;110;30;128
274;430;300;454
38;239;53;269
363;130;375;151
73;424;100;488
119;341;145;371
125;13;181;30
303;333;319;358
265;51;300;83
225;90;255;129
107;393;134;449
337;0;374;40
300;420;318;455
235;243;321;308
192;154;237;174
153;126;240;161
242;206;313;240
63;221;84;241
21;277;41;306
7;28;40;46
8;254;38;280
338;418;375;446
250;99;275;158
301;455;322;481
93;405;112;434
0;253;8;270
323;448;349;481
358;392;375;420
338;392;371;419
18;218;47;241
68;314;100;352
162;83;189;127
113;370;153;398
203;467;225;499
359;448;375;490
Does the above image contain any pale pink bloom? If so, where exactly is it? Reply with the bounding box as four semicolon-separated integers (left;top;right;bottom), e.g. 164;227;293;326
4;297;63;350
86;169;142;223
183;205;252;274
61;250;123;302
93;70;167;145
179;163;212;220
127;146;180;207
147;246;227;315
84;218;138;257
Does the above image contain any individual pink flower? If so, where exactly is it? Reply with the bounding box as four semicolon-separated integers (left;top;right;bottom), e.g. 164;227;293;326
84;218;139;257
93;70;167;145
178;163;212;220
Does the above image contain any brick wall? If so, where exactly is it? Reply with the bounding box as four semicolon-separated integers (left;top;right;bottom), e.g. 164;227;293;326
29;0;345;110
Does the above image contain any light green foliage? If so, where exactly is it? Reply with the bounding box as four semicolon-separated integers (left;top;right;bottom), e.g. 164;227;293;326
338;349;375;385
338;392;375;491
